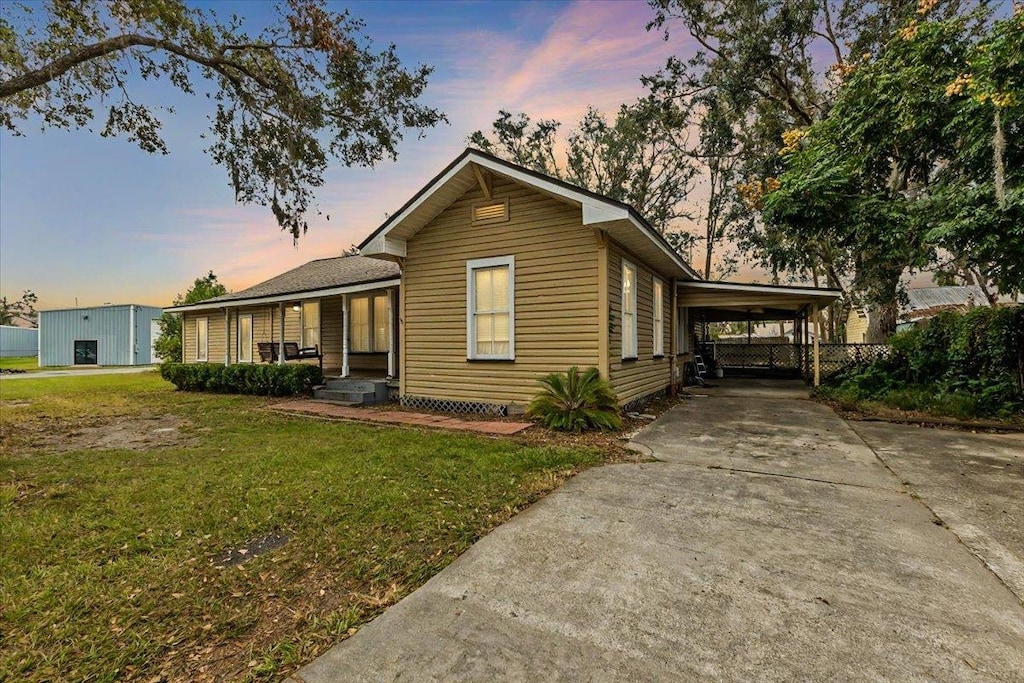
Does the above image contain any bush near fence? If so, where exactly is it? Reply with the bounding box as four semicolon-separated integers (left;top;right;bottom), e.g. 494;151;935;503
822;307;1024;419
160;362;322;396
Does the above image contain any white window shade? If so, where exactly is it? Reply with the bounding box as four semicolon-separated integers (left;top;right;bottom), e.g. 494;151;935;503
467;256;515;360
373;295;389;352
350;298;370;352
302;301;320;348
196;317;209;362
653;278;664;356
622;261;637;358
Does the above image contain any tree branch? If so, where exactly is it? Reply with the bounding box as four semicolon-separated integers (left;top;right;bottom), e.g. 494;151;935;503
0;33;277;99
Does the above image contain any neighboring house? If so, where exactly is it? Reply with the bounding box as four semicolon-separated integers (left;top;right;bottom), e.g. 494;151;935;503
169;149;840;413
39;304;164;366
0;325;38;358
845;286;1014;342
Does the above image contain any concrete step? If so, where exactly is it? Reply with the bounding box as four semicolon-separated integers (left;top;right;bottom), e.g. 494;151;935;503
313;388;376;404
322;378;388;404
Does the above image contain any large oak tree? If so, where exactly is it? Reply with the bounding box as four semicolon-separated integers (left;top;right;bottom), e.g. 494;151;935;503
0;0;446;239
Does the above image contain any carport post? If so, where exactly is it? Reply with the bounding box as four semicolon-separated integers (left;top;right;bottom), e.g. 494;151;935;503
387;288;396;378
812;304;821;387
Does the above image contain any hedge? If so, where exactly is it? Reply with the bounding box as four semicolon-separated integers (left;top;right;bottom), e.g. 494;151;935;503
160;362;323;396
825;306;1024;417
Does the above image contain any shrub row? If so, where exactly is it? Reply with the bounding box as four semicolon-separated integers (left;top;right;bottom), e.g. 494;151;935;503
826;306;1024;418
160;362;323;396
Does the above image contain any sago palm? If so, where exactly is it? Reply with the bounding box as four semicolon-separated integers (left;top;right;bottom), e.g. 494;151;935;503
526;366;622;432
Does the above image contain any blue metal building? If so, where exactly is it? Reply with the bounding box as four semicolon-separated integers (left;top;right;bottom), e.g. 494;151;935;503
38;304;165;366
0;325;38;358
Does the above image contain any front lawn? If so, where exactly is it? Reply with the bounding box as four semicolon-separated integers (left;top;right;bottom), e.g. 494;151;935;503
0;372;603;682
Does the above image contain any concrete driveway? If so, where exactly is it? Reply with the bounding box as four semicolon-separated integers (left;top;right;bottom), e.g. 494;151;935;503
290;381;1024;683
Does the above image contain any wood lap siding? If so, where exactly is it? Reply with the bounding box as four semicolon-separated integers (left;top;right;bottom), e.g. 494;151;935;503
403;178;601;406
608;242;672;405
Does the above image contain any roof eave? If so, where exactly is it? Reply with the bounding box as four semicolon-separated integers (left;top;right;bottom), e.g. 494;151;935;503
165;277;401;313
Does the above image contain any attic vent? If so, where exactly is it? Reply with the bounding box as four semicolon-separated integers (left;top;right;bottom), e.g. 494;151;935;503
471;197;509;225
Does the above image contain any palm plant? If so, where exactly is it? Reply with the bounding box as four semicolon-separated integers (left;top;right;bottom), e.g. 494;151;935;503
526;366;622;432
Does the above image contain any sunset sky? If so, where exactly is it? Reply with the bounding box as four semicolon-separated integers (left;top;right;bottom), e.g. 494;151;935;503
0;0;701;309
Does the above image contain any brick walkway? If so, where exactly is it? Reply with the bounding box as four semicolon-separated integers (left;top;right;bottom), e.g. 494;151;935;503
271;400;533;436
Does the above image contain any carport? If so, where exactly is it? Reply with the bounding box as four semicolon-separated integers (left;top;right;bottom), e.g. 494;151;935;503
676;281;843;386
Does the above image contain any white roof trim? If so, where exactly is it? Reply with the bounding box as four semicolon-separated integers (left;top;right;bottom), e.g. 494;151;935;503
363;150;698;279
165;278;401;313
678;281;841;298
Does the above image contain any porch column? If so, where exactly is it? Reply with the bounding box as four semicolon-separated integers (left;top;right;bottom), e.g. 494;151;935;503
224;308;230;366
387;288;396;378
812;304;821;387
341;294;350;377
669;278;678;396
278;302;285;366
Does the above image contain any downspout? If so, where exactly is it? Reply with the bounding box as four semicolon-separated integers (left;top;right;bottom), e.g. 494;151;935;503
129;304;136;366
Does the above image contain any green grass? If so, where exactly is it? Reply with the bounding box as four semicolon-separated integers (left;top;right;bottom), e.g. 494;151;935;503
0;356;40;372
0;373;603;682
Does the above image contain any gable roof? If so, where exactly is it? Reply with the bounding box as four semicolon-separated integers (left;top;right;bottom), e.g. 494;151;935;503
359;148;701;280
165;255;400;312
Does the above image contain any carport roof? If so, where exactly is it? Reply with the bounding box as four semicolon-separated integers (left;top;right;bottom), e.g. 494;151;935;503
678;281;842;321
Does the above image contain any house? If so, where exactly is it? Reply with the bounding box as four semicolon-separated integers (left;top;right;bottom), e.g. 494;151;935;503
168;149;841;413
844;285;1015;343
39;304;164;366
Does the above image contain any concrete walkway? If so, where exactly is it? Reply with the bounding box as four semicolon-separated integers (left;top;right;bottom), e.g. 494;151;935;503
272;400;533;436
289;382;1024;682
0;366;158;380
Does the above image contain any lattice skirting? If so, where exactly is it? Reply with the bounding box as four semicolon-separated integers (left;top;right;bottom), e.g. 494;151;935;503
621;386;668;414
401;394;508;417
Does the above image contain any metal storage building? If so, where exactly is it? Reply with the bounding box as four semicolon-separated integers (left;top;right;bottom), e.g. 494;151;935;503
0;325;38;358
39;304;165;367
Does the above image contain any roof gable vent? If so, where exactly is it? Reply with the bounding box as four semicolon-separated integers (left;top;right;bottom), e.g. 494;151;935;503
471;197;509;225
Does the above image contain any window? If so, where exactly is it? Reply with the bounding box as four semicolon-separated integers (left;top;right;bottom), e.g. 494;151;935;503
467;255;514;360
238;314;253;362
350;297;370;352
653;277;664;357
373;294;389;352
621;260;637;359
349;295;390;353
471;197;509;225
301;301;320;348
196;317;209;362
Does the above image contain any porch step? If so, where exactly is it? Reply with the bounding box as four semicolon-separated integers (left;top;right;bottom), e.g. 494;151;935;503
314;378;389;406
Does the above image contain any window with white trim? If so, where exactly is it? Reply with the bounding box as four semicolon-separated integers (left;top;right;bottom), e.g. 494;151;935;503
467;255;514;360
301;301;320;348
196;317;209;362
350;297;370;352
349;294;389;353
238;314;253;362
374;294;389;352
621;260;637;359
653;277;664;356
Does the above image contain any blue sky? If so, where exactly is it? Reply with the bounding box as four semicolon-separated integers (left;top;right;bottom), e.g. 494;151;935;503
0;0;690;309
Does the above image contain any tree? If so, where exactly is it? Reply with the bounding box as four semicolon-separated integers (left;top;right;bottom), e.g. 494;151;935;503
154;272;227;362
0;290;38;327
0;0;446;240
469;98;698;250
763;5;1020;340
644;0;973;338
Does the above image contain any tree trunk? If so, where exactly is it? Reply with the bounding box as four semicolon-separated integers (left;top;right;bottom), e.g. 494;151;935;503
865;300;898;342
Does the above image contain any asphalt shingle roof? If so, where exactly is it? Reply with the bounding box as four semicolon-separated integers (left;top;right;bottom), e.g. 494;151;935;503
203;255;400;304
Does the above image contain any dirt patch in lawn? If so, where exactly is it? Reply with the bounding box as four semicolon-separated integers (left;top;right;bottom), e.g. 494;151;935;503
2;413;194;454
